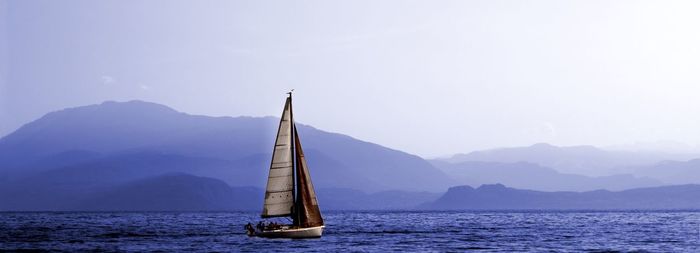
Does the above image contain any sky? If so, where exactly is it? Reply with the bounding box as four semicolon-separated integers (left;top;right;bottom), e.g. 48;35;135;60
1;0;700;157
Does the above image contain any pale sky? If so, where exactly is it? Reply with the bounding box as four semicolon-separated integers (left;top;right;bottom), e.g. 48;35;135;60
1;0;700;157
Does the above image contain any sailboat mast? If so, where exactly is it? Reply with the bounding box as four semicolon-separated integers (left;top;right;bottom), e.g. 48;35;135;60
288;91;300;224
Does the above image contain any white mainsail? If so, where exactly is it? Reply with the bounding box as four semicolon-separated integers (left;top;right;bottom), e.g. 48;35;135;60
261;97;295;217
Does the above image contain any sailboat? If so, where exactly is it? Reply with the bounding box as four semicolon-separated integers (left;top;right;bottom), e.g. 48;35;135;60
245;91;324;239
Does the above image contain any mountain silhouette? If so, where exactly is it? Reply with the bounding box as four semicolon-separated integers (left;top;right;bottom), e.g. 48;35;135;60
0;100;460;211
634;159;700;185
78;173;262;211
430;160;662;192
3;100;699;211
0;100;454;192
441;143;697;176
421;183;700;210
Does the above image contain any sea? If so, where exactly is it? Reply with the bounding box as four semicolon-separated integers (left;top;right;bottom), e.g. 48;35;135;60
1;211;699;252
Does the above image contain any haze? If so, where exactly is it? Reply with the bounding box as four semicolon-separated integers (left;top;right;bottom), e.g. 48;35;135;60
1;0;700;157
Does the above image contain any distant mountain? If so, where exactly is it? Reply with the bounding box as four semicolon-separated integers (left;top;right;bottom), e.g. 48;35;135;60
78;173;262;211
0;171;257;211
0;100;454;192
0;170;440;211
606;140;700;154
440;143;698;176
421;184;700;210
430;160;662;192
634;159;700;185
6;100;698;211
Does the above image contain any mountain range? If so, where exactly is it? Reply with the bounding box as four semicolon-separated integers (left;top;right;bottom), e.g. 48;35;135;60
440;143;698;176
1;100;700;211
0;100;452;211
0;100;455;191
422;183;700;210
429;160;662;192
633;159;700;185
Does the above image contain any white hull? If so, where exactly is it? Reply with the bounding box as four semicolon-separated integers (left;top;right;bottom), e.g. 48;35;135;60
255;225;324;239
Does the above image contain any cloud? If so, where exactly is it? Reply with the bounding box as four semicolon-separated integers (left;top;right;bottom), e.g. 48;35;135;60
523;122;558;140
140;85;150;90
101;75;116;85
540;122;557;138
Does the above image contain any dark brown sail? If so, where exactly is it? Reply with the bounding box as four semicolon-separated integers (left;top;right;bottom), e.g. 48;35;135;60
292;125;324;228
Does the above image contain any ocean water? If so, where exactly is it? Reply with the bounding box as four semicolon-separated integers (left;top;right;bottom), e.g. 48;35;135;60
1;211;699;252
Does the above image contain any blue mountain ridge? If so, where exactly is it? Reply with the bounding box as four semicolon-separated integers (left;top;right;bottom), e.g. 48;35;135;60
421;183;700;210
0;100;452;211
0;100;455;192
430;160;662;192
2;100;699;211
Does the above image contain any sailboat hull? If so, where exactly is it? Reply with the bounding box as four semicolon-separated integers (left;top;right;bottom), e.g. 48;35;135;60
255;225;324;239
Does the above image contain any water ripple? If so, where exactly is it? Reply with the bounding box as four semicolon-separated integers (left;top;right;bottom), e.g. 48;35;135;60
1;211;699;252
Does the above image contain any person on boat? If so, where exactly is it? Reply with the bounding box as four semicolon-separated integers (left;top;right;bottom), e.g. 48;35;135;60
244;223;255;236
